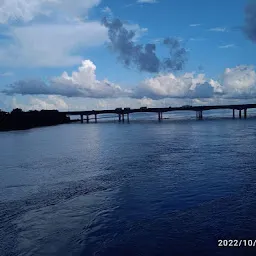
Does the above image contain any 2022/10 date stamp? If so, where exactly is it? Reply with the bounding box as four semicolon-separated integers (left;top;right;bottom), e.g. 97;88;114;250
218;240;256;247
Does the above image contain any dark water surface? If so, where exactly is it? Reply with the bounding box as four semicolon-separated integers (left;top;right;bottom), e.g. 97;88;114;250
1;118;256;256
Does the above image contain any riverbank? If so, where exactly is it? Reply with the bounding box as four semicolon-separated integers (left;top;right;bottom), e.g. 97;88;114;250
0;109;70;131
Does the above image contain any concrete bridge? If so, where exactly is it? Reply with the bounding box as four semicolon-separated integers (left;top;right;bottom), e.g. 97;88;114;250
62;104;256;123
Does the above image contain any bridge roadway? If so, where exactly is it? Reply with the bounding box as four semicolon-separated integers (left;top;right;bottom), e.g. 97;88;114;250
62;103;256;123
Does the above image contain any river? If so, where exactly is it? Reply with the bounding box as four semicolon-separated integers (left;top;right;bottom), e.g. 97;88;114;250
1;116;256;255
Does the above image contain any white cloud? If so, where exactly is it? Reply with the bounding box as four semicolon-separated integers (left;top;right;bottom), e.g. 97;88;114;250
219;44;235;49
0;0;101;24
101;6;113;17
0;0;150;68
51;60;131;98
0;21;108;67
3;60;132;98
0;0;53;24
189;24;201;27
134;72;221;99
10;95;68;111
134;65;256;100
3;62;256;104
28;95;68;110
5;95;165;112
208;27;228;32
0;1;105;67
221;66;256;98
137;0;158;3
150;37;183;44
0;17;148;68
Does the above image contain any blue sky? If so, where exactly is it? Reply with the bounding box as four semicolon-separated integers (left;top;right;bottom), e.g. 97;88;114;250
0;0;256;111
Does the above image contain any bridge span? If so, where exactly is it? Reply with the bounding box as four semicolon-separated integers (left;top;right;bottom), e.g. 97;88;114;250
62;104;256;123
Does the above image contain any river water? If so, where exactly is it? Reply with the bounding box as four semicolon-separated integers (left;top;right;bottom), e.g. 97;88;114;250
1;115;256;255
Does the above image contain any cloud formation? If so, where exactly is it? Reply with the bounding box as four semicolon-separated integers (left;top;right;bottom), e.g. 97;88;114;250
134;65;256;100
3;60;132;98
0;0;101;24
10;95;69;111
134;73;221;99
0;21;108;67
0;0;108;68
102;17;187;73
3;61;256;101
0;18;147;68
221;65;256;98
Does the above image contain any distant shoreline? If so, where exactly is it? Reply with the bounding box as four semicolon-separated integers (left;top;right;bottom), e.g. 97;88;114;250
0;109;70;132
2;106;256;132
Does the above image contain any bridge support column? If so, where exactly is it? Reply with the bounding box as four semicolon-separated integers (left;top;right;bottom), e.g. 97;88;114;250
196;111;203;120
86;115;89;123
158;112;161;121
244;109;247;119
118;114;121;122
233;109;235;119
122;113;125;122
239;110;242;119
161;112;163;120
127;113;130;123
80;114;83;123
95;114;97;123
200;111;203;120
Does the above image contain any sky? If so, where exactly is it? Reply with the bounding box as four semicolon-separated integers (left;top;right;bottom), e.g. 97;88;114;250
0;0;256;111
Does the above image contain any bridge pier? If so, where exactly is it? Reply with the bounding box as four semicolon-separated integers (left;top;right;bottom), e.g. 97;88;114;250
196;110;203;120
200;111;203;120
158;112;163;121
244;109;247;119
239;110;242;119
122;113;125;122
80;114;83;123
95;114;97;123
127;113;130;123
118;114;121;122
233;109;235;119
86;115;89;123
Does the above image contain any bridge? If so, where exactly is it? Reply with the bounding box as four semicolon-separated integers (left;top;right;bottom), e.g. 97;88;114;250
62;104;256;123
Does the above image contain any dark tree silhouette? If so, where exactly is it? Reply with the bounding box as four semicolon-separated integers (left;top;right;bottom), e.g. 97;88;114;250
0;109;70;131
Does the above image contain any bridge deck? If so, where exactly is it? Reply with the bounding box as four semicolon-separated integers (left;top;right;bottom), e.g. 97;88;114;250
62;104;256;116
